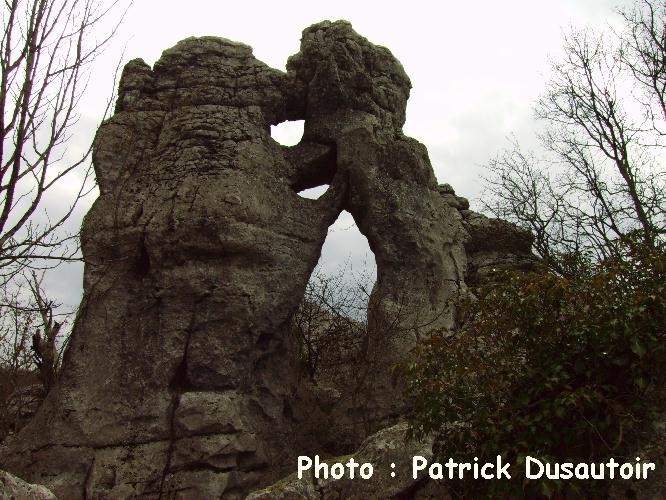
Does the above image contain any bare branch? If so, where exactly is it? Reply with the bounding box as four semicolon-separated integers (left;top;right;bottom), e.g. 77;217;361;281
484;3;665;273
0;0;128;283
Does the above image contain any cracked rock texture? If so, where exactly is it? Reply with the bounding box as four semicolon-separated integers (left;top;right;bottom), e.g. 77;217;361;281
0;470;56;499
437;183;535;285
0;21;532;499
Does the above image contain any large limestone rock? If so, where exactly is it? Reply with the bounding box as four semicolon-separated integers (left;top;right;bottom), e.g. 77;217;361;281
2;22;466;498
0;21;474;499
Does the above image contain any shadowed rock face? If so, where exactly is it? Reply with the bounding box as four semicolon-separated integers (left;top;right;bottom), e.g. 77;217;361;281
0;21;527;499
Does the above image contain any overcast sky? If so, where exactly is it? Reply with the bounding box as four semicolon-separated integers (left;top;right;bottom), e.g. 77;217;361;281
42;0;633;312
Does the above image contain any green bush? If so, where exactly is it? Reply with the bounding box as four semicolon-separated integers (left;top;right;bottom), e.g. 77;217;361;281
404;239;666;498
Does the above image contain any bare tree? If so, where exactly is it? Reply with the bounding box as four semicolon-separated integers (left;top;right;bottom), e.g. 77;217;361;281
619;0;666;129
291;266;372;383
1;0;125;286
28;271;63;392
0;269;69;442
0;278;40;440
0;1;127;436
483;0;665;274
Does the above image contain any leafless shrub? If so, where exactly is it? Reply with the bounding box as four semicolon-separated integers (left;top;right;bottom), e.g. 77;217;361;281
0;273;69;441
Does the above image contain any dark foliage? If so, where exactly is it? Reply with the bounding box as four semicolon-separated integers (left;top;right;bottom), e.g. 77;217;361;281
405;238;666;497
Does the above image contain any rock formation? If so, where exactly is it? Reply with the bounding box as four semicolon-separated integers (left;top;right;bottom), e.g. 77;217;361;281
0;21;532;499
437;183;535;285
246;422;449;500
0;470;56;499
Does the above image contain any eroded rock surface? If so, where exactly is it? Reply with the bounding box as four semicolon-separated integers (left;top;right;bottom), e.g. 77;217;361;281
0;21;530;499
0;470;56;500
246;422;449;500
437;183;535;285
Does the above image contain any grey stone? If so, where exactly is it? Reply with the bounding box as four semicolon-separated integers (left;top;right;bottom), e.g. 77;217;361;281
0;470;56;500
0;21;531;499
247;422;447;500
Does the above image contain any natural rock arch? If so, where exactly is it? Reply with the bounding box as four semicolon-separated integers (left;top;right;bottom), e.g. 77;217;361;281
0;21;531;499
